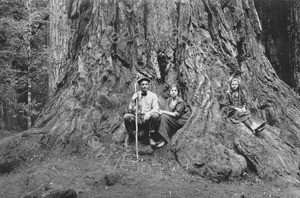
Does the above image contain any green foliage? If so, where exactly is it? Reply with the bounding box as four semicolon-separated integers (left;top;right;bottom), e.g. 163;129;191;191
0;0;49;129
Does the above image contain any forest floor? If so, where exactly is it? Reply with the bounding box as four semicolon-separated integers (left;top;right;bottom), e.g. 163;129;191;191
0;130;300;198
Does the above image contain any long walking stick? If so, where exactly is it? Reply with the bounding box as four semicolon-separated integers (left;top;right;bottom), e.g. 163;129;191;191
134;80;139;160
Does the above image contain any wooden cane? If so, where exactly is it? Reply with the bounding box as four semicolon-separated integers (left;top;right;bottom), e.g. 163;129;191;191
134;80;139;160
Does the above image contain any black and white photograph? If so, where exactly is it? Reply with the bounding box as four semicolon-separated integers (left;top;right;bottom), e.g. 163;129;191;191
1;0;300;197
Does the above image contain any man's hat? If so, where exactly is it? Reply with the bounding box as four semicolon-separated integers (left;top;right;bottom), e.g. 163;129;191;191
137;77;151;85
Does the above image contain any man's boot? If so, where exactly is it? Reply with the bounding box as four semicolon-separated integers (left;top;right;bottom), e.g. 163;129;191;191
149;131;156;146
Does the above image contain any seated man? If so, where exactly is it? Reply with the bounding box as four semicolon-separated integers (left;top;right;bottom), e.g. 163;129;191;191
123;77;159;147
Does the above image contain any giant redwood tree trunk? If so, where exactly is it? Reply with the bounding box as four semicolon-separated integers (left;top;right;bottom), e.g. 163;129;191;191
27;0;300;185
254;0;300;94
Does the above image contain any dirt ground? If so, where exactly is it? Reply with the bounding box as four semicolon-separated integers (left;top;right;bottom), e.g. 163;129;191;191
1;132;300;198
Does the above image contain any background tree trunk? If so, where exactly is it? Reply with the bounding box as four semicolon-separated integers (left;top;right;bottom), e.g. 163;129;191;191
48;0;70;98
32;0;300;185
25;0;32;129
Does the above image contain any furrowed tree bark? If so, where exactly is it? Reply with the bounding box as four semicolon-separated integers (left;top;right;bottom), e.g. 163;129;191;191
27;0;300;185
254;0;300;94
48;0;70;98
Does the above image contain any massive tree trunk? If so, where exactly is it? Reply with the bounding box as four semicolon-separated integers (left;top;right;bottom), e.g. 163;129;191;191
27;0;300;185
254;0;300;93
